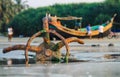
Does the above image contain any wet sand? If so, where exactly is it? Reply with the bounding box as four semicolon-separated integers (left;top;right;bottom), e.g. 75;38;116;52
0;62;120;77
0;36;120;61
0;36;120;46
0;36;120;77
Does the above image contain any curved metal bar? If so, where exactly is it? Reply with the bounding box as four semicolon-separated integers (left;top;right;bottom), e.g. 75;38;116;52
49;30;70;62
25;29;70;64
49;30;70;52
25;30;46;65
53;37;84;51
3;45;42;53
53;37;84;62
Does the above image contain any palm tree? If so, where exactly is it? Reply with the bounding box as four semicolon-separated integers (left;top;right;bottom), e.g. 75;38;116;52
0;0;15;32
14;0;29;13
0;0;29;32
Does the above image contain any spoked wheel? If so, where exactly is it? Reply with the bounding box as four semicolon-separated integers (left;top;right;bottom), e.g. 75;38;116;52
114;34;119;39
107;34;113;39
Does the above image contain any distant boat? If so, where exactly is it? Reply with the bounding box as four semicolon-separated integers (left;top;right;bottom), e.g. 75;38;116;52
49;14;116;39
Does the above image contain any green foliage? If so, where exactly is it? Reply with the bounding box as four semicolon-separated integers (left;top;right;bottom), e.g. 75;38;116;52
94;14;111;24
105;0;120;5
9;8;42;36
8;1;120;36
0;0;28;33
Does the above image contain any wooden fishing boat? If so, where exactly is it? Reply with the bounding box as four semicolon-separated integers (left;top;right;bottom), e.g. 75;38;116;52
49;14;116;39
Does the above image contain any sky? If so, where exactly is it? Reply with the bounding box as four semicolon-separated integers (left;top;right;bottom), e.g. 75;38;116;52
22;0;105;8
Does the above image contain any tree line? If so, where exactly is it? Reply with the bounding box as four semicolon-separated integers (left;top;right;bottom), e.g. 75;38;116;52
0;0;120;36
0;0;28;33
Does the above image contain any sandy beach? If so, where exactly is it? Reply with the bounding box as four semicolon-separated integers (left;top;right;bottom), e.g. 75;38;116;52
0;35;120;55
0;35;120;61
0;36;120;77
0;36;120;45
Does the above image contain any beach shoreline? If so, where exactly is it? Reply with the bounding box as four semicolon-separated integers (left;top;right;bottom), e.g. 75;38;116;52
0;36;120;77
0;36;120;46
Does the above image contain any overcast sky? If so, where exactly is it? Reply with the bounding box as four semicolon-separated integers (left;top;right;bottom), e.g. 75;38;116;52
22;0;105;8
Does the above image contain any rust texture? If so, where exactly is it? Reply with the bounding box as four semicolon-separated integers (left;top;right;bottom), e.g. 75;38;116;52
3;15;84;66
